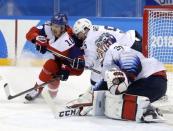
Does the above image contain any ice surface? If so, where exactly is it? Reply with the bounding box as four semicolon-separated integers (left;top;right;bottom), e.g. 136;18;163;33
0;66;173;131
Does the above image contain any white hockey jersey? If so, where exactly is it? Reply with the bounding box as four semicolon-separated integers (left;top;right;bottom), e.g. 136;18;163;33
102;44;166;81
83;25;136;68
93;25;136;47
83;25;136;83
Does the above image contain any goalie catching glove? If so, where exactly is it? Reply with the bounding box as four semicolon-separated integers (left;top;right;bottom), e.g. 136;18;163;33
105;68;129;95
35;35;49;54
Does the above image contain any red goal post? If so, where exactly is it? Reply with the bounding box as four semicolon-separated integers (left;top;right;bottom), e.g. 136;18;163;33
143;5;173;72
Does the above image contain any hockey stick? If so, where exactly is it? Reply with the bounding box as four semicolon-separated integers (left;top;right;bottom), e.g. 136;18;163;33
56;107;80;118
41;86;81;118
47;46;73;63
47;46;101;74
3;77;60;100
42;80;93;118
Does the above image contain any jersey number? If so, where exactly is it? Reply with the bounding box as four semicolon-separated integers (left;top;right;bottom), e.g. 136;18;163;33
114;46;124;51
65;37;74;46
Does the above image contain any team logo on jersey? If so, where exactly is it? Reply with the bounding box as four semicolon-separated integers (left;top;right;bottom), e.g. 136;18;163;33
95;32;116;64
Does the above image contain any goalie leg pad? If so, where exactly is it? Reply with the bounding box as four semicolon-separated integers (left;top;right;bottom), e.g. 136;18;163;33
65;89;93;116
69;90;106;116
122;94;138;120
92;91;106;116
66;90;106;116
66;89;93;108
105;92;150;122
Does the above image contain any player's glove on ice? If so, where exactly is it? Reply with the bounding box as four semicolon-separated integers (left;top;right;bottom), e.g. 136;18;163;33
71;57;85;69
35;35;48;54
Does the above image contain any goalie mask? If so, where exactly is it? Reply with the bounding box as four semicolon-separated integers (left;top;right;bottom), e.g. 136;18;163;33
95;33;116;65
105;68;129;95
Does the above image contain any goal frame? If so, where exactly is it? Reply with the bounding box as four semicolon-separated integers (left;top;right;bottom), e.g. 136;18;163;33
143;5;173;57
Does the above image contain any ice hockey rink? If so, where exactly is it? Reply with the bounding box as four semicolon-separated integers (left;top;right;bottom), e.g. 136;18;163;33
0;66;173;131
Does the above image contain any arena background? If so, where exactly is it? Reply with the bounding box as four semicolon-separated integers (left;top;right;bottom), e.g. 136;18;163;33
0;0;170;66
1;0;173;130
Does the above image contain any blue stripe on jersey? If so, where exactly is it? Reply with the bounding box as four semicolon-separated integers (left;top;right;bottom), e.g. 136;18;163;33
114;55;142;76
120;55;142;76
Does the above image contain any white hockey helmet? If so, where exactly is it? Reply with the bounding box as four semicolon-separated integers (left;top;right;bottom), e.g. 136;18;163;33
73;18;92;35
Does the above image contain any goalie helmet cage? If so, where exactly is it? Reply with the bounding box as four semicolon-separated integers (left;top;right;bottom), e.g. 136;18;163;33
143;5;173;99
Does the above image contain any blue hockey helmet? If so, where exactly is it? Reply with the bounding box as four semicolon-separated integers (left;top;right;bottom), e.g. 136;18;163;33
51;13;68;25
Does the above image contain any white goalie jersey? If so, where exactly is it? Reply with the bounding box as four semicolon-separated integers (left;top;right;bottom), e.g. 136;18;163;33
102;44;166;81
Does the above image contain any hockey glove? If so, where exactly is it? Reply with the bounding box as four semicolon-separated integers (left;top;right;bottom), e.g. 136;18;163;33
35;35;49;54
112;70;125;85
105;69;128;95
58;65;70;81
71;57;85;69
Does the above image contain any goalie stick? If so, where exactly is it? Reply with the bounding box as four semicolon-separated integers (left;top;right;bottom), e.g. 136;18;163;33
41;87;81;118
57;107;80;118
3;76;60;100
42;83;94;118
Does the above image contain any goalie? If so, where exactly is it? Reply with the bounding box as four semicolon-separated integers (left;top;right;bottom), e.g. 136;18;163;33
102;44;167;102
102;44;167;122
24;13;85;101
67;44;167;122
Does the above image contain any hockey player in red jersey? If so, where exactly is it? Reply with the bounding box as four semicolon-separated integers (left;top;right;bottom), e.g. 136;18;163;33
25;13;85;101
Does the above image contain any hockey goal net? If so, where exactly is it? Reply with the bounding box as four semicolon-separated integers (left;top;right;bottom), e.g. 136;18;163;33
143;5;173;100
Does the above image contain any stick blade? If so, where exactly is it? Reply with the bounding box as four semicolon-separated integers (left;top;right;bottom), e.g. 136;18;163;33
55;107;80;118
3;82;11;100
7;95;13;100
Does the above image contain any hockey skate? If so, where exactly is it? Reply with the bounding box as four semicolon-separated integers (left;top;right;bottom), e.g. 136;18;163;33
25;85;43;101
141;104;165;123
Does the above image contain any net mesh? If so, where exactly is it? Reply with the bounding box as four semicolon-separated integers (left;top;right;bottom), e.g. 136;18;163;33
147;8;173;98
